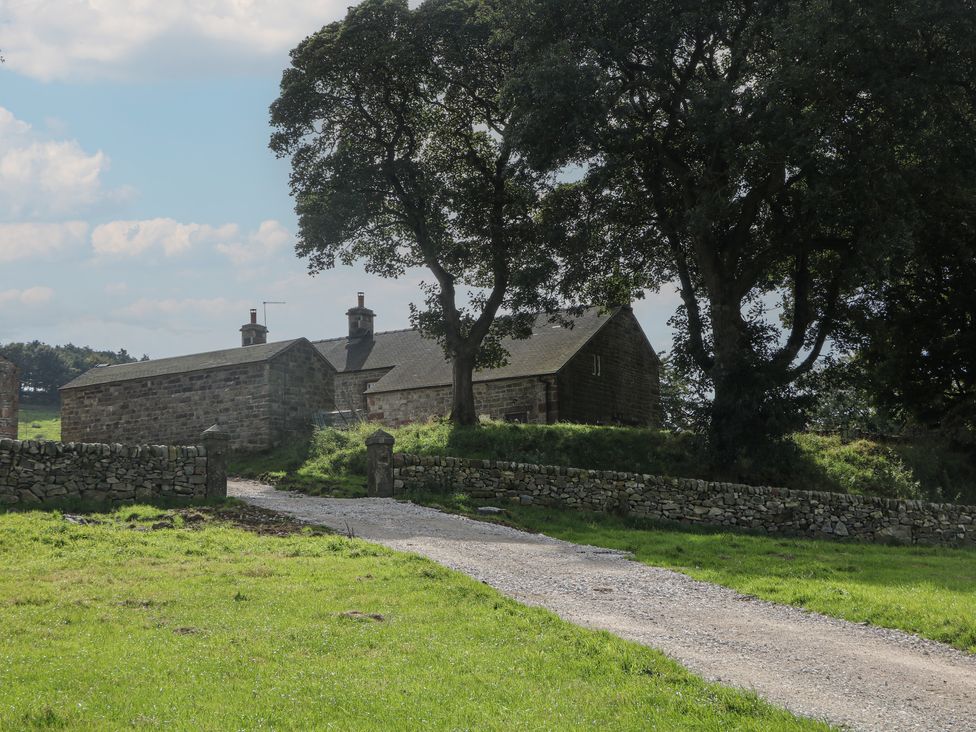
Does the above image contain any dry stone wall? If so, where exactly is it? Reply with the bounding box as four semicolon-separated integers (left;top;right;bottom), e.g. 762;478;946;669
0;437;219;507
393;454;975;547
0;357;18;439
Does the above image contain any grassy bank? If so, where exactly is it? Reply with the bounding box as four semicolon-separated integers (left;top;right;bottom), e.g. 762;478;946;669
0;505;825;730
230;420;976;504
409;491;976;654
16;405;61;442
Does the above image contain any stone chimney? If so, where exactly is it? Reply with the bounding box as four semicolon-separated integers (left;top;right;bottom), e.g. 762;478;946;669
0;355;18;440
240;308;268;347
346;292;375;341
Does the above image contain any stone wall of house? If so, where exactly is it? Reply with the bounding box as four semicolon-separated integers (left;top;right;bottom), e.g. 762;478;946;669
62;362;273;451
393;454;975;546
557;307;661;427
268;344;337;438
368;376;551;427
0;438;213;507
0;357;18;439
334;368;392;414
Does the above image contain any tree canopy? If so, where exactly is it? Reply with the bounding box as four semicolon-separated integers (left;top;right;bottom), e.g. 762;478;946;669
0;342;142;402
270;0;559;424
507;0;976;462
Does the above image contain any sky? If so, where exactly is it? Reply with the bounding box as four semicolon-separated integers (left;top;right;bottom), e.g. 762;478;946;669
0;0;681;360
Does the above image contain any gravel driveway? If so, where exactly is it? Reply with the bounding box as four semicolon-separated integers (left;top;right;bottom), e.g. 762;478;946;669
230;480;976;731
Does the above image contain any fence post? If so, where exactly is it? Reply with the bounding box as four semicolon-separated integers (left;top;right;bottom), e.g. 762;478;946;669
365;429;395;497
201;424;230;500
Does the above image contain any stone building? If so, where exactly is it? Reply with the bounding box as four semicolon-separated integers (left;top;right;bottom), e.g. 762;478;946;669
61;338;334;451
0;355;18;439
315;296;660;427
59;295;660;450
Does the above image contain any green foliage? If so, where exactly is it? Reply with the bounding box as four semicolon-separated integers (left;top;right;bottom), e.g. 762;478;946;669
0;508;824;730
510;0;976;461
233;420;971;503
269;0;561;424
422;501;976;654
16;406;61;442
0;341;142;403
790;435;920;500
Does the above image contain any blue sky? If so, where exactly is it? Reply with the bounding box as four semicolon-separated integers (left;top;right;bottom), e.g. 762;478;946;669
0;1;680;359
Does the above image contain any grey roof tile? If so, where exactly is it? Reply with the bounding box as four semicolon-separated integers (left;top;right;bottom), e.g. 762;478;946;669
315;307;618;393
61;339;309;390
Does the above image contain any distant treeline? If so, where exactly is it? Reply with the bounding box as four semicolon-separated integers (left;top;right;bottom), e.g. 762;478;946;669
0;341;148;403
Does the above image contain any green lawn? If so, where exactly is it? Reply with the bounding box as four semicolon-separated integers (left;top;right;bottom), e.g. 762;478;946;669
0;505;826;731
16;405;61;441
409;491;976;654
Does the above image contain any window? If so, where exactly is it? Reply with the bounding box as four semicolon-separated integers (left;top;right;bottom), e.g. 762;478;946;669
591;354;602;376
504;411;528;423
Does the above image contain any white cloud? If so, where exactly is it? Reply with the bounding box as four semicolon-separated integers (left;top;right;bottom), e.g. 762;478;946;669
115;297;246;320
0;107;128;219
216;219;291;265
91;217;292;264
0;221;89;263
0;286;55;306
92;218;237;258
0;1;349;82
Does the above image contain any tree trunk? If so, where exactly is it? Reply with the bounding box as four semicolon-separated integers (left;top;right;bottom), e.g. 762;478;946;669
708;366;758;469
450;352;478;426
705;301;771;470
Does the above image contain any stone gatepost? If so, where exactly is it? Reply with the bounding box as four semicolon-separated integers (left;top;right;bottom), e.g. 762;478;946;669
201;424;230;500
0;356;18;440
365;429;395;497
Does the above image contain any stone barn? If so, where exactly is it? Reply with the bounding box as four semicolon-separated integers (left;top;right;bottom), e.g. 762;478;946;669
59;297;660;451
316;298;661;427
61;336;334;451
0;355;18;439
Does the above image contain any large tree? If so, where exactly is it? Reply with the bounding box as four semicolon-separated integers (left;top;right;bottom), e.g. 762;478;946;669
509;0;976;462
270;0;557;425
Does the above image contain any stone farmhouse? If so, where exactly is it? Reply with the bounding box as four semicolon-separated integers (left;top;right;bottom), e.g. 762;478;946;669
61;295;660;451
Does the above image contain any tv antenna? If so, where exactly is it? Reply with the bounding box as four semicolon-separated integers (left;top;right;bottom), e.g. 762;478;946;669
262;301;286;329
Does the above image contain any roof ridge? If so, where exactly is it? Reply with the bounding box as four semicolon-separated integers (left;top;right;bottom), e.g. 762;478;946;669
311;307;605;345
95;338;300;367
311;326;419;344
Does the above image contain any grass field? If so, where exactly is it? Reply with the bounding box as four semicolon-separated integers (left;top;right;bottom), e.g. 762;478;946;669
0;504;827;730
229;421;976;504
408;491;976;654
16;405;61;441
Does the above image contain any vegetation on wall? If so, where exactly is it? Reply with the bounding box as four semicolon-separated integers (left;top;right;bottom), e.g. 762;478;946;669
229;420;976;506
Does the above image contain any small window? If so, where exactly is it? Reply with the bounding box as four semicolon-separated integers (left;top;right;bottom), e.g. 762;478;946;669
504;411;528;423
365;380;379;391
591;354;602;376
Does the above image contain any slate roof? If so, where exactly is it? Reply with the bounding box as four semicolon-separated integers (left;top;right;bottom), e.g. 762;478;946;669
61;339;313;390
313;307;620;393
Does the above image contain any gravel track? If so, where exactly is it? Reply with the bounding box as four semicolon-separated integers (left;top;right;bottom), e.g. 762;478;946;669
230;480;976;731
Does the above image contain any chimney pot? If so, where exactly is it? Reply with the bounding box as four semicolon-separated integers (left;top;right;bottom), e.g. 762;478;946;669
241;308;268;346
358;292;365;308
